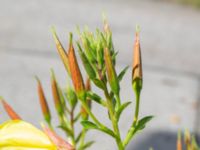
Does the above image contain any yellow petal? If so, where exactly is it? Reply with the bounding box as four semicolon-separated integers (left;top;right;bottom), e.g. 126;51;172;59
0;120;56;150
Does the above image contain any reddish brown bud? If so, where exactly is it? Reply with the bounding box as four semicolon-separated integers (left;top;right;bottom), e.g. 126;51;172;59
0;97;21;120
36;77;51;124
51;70;64;115
68;34;85;99
132;31;143;82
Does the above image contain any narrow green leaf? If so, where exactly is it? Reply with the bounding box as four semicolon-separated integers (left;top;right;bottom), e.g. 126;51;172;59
117;66;129;82
81;121;116;138
87;91;106;106
135;116;153;131
116;101;131;122
75;131;82;143
81;121;98;130
77;42;96;79
58;125;73;137
79;141;95;150
93;79;105;89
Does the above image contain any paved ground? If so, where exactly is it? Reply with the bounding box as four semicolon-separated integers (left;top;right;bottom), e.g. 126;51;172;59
0;0;200;149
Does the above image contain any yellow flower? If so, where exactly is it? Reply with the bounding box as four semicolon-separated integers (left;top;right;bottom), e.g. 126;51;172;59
0;120;56;150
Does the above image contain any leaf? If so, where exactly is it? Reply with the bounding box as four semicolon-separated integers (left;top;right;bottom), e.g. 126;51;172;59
86;91;106;106
93;79;105;89
116;101;131;122
117;66;129;82
58;125;73;137
75;131;82;143
81;121;98;130
81;121;116;138
135;116;154;131
78;141;95;150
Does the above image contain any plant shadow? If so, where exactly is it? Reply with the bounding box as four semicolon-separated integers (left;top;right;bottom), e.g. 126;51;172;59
127;131;200;150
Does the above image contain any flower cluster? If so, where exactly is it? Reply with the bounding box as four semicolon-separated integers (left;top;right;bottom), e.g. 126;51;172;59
0;18;155;150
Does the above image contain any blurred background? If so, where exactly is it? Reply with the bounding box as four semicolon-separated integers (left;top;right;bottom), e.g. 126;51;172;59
0;0;200;149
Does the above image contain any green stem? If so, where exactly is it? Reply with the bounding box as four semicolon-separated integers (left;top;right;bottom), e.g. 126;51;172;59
104;87;124;150
123;89;141;147
70;108;76;146
79;128;86;149
133;91;140;125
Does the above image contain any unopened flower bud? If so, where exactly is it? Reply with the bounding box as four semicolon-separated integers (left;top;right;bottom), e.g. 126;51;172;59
51;70;64;116
68;34;85;99
104;47;119;95
132;27;143;92
36;76;51;125
0;97;21;120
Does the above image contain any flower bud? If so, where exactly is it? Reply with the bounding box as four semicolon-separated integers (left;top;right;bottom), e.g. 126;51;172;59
51;70;64;116
51;27;70;75
0;97;21;120
68;34;85;99
36;76;51;125
104;47;119;95
132;28;143;92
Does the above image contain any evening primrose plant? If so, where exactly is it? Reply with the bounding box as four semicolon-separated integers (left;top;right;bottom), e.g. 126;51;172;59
0;19;153;150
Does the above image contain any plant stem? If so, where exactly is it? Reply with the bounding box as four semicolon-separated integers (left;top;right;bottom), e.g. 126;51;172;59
104;87;124;150
70;108;76;146
133;90;140;125
123;89;141;147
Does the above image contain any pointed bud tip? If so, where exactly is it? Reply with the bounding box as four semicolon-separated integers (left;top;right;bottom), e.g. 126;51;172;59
69;32;73;45
50;26;60;45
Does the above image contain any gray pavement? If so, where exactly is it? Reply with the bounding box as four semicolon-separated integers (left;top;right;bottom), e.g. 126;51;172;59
0;0;200;149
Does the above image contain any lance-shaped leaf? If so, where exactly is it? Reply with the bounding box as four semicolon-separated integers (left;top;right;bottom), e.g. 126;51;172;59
116;101;131;122
132;27;143;92
0;97;21;120
78;141;95;150
117;66;129;82
77;42;96;80
51;70;64;116
68;33;85;99
86;91;106;106
81;121;115;138
51;27;70;75
104;47;120;95
36;77;51;125
0;120;56;149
